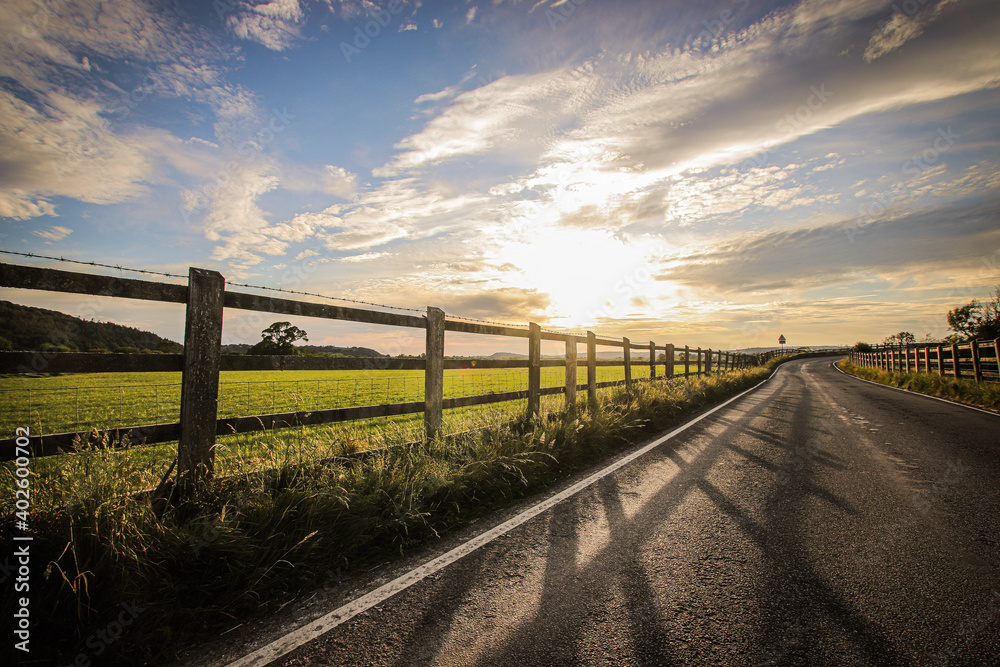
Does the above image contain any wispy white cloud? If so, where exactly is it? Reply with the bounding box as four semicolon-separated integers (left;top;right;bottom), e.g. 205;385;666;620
338;251;390;263
282;164;359;198
31;225;73;242
864;0;960;62
224;0;306;51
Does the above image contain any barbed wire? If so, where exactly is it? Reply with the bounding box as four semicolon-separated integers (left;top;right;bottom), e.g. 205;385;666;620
0;249;187;279
1;249;662;341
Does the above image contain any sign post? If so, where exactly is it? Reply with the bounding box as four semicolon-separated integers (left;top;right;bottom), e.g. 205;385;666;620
778;334;786;355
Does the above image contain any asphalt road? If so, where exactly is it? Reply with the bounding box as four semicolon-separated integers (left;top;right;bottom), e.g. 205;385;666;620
200;357;1000;666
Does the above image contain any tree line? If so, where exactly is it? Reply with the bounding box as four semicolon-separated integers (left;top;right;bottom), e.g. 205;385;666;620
0;301;183;354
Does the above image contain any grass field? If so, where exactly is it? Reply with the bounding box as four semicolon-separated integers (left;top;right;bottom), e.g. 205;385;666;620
0;363;707;435
0;363;707;487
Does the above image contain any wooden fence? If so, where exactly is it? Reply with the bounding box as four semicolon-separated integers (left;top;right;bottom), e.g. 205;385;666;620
848;340;1000;383
0;263;778;476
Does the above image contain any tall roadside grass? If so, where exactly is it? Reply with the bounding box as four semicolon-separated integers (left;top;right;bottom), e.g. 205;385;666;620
1;363;779;666
836;359;1000;412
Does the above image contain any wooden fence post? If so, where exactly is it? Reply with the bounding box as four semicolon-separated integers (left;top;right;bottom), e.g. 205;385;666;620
649;341;656;380
951;343;961;379
994;340;1000;383
424;306;445;441
684;345;690;378
697;347;702;376
587;331;598;411
565;339;577;411
666;344;674;378
706;348;713;374
177;267;225;485
937;345;944;376
623;337;632;392
971;340;982;383
528;323;541;418
905;346;911;373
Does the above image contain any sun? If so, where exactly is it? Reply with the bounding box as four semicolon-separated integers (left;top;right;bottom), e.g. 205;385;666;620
496;227;656;328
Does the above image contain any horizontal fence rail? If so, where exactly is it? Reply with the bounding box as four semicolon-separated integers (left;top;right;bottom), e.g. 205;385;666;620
848;340;1000;383
0;262;781;470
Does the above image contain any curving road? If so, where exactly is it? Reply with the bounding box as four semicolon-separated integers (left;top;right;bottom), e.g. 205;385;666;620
198;356;1000;667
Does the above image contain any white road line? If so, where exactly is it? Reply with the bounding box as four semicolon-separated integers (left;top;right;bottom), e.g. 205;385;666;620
830;361;1000;418
225;371;779;667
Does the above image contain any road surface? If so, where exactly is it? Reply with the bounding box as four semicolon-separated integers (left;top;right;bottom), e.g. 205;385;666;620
192;356;1000;666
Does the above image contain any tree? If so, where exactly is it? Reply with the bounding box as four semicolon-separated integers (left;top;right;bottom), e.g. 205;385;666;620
947;285;1000;341
248;321;308;355
884;331;915;346
947;301;981;340
980;285;1000;340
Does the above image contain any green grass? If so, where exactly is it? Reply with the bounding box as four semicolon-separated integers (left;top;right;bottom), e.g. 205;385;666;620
0;364;713;435
836;358;1000;411
0;360;777;666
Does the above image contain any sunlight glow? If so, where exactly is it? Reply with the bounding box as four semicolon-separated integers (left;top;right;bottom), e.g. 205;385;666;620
495;227;658;327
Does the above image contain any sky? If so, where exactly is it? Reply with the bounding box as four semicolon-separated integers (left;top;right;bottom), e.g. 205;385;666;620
1;0;999;355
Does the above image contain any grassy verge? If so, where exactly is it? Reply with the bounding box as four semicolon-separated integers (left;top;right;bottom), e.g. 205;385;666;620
836;358;1000;412
1;362;781;666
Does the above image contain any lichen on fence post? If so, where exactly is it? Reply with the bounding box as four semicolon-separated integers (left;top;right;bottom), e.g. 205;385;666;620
178;267;225;486
424;306;445;441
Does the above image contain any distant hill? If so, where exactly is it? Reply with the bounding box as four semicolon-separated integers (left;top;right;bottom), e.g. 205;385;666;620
221;344;387;358
0;301;183;353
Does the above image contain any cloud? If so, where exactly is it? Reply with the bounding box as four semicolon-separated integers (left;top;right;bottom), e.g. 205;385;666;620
375;69;589;176
282;164;358;198
0;0;261;220
31;226;73;242
369;0;999;244
0;90;186;216
224;0;306;51
864;0;960;62
441;288;550;321
338;251;390;263
656;198;1000;294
